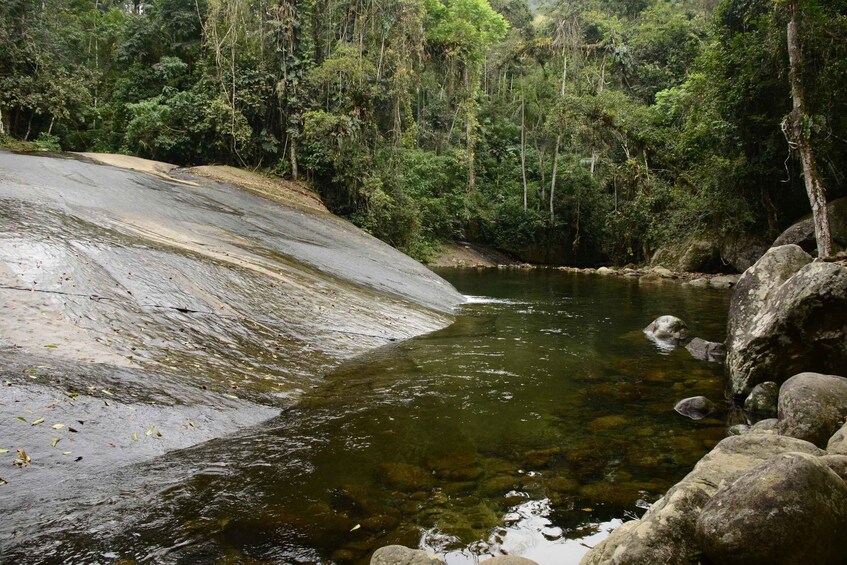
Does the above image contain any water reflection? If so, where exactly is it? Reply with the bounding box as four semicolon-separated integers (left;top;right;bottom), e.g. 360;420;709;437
0;270;731;564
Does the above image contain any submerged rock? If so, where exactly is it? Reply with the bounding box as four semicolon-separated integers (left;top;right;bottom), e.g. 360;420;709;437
643;315;687;350
685;338;726;362
674;396;716;420
743;381;778;416
370;545;445;565
777;372;847;448
696;452;847;565
726;245;847;396
378;463;436;492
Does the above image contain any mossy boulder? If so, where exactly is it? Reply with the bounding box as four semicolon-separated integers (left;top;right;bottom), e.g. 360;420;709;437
696;452;847;565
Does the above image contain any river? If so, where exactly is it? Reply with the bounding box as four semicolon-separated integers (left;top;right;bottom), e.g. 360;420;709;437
1;269;730;564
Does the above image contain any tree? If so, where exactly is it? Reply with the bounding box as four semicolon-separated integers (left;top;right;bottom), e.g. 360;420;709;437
783;0;831;257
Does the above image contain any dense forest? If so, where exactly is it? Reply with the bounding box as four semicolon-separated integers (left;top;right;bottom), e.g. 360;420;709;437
2;0;846;265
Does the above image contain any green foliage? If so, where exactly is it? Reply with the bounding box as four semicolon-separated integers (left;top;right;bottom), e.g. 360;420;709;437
2;0;845;267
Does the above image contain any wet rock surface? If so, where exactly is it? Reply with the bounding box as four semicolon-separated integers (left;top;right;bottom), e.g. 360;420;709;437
0;151;462;544
674;396;716;420
643;315;687;350
685;337;725;362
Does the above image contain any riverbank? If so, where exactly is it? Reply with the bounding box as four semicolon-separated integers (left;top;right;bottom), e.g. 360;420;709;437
429;243;742;290
0;150;464;553
581;244;847;565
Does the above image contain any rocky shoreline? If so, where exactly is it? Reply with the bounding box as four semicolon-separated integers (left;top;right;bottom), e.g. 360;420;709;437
581;244;847;565
376;243;847;565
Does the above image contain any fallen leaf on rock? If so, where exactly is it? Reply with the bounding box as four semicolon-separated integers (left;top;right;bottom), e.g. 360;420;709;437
44;344;57;349
350;524;361;532
51;438;61;447
0;449;9;454
14;450;30;467
52;424;64;429
62;451;72;455
101;389;113;396
16;417;27;423
0;478;6;485
146;426;154;436
132;432;139;441
31;418;45;426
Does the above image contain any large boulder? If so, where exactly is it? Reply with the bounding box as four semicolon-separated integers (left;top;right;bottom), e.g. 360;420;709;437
725;245;847;397
695;452;847;565
777;372;847;448
773;197;847;254
580;434;823;565
371;546;445;565
720;236;767;273
651;238;722;273
643;315;687;351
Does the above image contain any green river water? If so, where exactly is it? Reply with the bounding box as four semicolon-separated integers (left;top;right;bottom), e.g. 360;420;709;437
6;269;732;564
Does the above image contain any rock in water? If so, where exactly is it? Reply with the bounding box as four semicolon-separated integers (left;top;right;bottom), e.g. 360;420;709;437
580;434;824;565
726;245;847;397
674;396;716;420
777;372;847;448
696;452;847;565
685;338;726;362
743;381;778;416
643;315;687;350
371;545;445;565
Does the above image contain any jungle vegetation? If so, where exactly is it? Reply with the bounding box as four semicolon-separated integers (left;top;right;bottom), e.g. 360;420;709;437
1;0;846;264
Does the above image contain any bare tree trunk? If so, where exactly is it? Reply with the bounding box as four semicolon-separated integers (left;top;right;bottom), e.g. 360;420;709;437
289;136;299;180
464;66;476;193
786;3;832;257
520;86;527;210
537;142;545;204
549;54;567;221
0;107;5;136
550;135;560;221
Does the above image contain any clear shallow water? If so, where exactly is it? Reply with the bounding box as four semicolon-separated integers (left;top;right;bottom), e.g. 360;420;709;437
2;270;731;564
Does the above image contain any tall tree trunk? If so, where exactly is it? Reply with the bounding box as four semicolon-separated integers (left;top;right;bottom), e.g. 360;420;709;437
464;66;476;193
289;136;299;180
550;135;560;221
549;53;567;222
786;2;832;257
520;82;527;210
0;107;5;136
